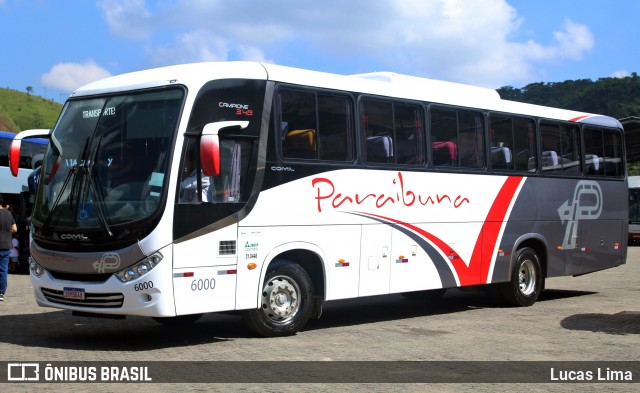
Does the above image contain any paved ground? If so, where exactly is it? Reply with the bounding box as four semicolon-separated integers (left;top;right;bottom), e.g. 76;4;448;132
0;246;638;392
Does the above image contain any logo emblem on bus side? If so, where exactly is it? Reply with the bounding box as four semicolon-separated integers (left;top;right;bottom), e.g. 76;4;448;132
558;180;603;250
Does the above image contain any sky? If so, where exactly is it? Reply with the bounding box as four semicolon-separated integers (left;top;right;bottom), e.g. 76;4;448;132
1;0;638;103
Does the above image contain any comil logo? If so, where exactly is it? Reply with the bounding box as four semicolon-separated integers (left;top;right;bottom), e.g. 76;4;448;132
60;233;89;241
7;363;40;381
558;180;603;250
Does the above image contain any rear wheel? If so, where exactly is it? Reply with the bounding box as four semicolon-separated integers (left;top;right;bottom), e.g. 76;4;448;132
500;247;544;307
242;263;314;337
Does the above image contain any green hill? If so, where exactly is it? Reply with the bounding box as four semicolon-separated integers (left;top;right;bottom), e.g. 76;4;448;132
496;73;640;118
0;88;63;133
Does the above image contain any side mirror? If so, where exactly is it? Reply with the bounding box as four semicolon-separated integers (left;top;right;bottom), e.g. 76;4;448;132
9;129;51;176
200;121;249;177
200;134;220;176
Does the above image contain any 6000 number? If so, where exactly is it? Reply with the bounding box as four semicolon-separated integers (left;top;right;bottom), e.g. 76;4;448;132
134;281;153;291
191;278;216;291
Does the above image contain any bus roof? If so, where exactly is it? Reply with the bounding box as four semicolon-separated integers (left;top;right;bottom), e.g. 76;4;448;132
72;61;621;129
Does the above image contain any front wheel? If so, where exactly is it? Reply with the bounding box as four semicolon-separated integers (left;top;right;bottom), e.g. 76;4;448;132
242;263;314;337
499;247;544;307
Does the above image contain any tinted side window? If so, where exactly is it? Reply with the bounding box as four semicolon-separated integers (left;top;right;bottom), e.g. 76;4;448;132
0;137;10;166
395;104;424;165
430;107;484;168
583;128;623;178
540;122;580;175
280;90;317;159
360;99;423;165
361;100;393;163
318;95;353;161
489;115;536;172
279;89;353;161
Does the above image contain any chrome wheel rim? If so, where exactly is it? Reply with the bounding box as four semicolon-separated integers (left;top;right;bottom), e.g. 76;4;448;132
518;259;536;296
261;275;300;323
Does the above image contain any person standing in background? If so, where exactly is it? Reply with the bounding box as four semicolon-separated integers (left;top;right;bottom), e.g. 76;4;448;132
0;194;17;301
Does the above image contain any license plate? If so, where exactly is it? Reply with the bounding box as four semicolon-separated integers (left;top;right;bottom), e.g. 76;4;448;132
63;287;85;300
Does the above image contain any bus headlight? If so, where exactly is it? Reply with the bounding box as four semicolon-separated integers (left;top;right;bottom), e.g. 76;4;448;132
115;252;163;283
30;259;45;278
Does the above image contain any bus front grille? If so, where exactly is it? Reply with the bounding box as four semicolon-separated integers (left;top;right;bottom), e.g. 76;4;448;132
41;288;124;308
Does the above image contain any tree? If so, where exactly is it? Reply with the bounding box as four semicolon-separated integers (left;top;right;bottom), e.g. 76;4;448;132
26;86;33;95
497;74;640;119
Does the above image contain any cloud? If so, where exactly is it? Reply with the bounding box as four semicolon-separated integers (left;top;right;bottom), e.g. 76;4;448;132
612;70;630;78
551;19;594;60
41;61;112;92
146;28;274;66
146;30;229;65
98;0;153;39
98;0;595;88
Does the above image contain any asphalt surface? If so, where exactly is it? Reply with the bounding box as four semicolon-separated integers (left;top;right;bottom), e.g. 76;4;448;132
0;246;638;392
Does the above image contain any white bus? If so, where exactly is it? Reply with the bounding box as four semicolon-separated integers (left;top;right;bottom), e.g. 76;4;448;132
10;62;627;336
1;130;48;269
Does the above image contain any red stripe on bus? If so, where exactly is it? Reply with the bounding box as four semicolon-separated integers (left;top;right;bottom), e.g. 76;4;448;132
473;175;524;284
569;115;590;122
360;176;524;286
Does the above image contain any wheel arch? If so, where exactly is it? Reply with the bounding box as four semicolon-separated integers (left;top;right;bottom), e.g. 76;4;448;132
511;233;548;279
257;242;327;306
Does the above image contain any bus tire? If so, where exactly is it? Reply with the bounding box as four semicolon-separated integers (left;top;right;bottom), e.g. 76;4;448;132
242;263;314;337
500;247;543;307
152;313;202;326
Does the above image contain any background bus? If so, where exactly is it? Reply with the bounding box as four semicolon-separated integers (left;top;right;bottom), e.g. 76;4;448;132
0;130;47;195
629;176;640;244
1;130;48;272
10;62;627;337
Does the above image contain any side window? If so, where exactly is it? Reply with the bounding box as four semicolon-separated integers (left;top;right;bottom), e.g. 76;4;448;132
280;90;317;159
279;89;353;161
318;95;353;161
604;131;624;177
583;128;623;177
513;118;537;171
361;100;393;163
0;137;10;166
489;115;536;172
178;137;208;204
395;104;423;165
430;107;484;168
360;99;423;165
540;122;580;175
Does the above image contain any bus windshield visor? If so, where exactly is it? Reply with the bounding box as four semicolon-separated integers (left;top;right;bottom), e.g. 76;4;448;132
33;88;184;230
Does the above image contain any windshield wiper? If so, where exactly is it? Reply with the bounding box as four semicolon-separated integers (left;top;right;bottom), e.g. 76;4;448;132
79;135;113;237
41;137;90;235
88;168;113;237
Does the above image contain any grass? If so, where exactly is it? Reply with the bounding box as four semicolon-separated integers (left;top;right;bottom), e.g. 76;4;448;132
0;88;63;133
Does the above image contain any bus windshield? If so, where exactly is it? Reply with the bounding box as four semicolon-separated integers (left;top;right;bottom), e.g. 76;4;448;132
33;88;184;234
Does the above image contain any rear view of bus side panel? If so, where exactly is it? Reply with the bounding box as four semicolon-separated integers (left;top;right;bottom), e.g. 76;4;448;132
496;177;626;282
